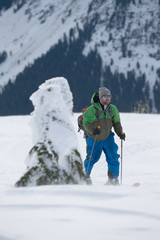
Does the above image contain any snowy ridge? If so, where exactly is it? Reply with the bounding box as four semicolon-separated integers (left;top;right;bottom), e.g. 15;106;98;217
0;0;92;89
83;0;160;89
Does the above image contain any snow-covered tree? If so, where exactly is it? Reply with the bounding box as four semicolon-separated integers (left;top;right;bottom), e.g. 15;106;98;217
16;77;87;186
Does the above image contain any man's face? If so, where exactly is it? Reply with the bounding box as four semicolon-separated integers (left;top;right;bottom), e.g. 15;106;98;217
100;94;111;105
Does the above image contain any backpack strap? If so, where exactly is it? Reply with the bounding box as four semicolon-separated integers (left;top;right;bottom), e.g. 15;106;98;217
106;105;115;124
94;104;114;121
93;106;105;119
107;104;114;119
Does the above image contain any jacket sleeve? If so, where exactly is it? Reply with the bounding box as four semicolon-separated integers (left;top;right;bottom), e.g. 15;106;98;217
83;107;95;136
112;105;123;136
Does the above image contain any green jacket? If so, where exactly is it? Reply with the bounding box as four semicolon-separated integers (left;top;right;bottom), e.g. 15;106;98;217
83;92;122;141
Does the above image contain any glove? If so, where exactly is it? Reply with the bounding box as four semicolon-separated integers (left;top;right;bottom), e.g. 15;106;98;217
93;126;101;135
119;132;126;141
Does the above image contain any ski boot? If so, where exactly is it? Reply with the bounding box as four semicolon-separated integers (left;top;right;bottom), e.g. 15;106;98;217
86;177;92;185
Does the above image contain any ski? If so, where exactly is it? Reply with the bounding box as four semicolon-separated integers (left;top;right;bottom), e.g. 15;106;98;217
104;182;141;187
104;180;119;186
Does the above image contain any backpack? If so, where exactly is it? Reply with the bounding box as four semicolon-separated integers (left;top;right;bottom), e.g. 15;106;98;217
77;108;88;137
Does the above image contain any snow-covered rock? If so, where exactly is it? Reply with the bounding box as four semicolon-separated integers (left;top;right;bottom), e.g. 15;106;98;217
16;77;87;186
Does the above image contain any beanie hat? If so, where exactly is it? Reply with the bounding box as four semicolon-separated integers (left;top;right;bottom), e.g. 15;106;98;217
99;87;111;98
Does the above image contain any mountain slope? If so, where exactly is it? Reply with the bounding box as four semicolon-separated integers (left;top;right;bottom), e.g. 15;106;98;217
0;0;160;114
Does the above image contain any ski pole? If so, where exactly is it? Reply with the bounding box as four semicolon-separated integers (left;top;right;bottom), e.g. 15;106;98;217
86;126;100;177
120;139;123;185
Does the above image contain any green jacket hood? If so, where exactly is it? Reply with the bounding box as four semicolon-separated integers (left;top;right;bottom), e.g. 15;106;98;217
91;91;99;105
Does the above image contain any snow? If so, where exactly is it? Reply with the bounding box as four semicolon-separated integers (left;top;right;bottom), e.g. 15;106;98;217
28;77;76;167
0;112;160;240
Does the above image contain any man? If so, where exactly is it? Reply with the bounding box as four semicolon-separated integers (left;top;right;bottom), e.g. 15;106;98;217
83;87;125;185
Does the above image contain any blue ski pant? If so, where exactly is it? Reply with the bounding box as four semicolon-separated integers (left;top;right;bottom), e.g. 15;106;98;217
84;132;120;178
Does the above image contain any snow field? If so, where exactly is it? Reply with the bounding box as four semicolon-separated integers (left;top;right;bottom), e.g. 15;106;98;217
0;113;160;240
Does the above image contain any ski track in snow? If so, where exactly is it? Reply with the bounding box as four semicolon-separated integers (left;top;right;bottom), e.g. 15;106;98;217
0;113;160;240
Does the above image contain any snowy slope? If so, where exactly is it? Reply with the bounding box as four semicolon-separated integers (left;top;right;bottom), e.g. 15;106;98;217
0;113;160;240
0;0;92;89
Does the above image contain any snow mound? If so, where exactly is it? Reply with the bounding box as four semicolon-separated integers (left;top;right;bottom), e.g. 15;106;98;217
16;77;87;186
